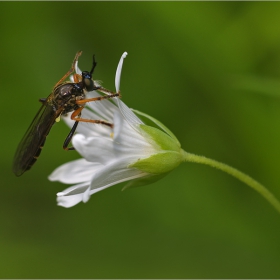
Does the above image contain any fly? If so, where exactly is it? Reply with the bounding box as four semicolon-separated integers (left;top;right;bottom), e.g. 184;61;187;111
13;51;120;176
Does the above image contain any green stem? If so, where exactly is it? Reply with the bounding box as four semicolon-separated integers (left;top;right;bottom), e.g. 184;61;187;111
181;150;280;214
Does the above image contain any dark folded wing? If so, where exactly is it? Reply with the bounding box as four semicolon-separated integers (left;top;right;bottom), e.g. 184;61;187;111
13;103;59;176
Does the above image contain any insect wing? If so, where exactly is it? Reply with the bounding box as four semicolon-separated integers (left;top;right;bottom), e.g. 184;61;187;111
13;103;59;176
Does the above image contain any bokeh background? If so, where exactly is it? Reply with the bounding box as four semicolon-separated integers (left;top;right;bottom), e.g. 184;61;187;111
2;1;280;278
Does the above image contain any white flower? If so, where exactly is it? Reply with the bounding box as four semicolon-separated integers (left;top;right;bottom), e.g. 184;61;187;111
49;52;183;208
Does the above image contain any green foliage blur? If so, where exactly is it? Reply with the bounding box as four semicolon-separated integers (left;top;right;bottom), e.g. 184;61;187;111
2;2;280;278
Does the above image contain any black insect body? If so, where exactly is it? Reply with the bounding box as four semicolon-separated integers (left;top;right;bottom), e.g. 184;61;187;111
13;52;120;176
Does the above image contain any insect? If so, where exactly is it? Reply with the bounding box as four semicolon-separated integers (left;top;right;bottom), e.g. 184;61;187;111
13;51;120;176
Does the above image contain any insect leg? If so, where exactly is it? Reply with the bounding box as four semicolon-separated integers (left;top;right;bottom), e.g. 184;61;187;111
63;121;79;150
97;87;122;98
39;98;47;104
76;91;121;105
54;51;83;88
71;107;113;128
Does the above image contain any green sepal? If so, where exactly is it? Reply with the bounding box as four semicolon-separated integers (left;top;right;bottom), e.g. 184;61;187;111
139;124;181;152
129;151;183;174
122;173;168;191
132;109;181;147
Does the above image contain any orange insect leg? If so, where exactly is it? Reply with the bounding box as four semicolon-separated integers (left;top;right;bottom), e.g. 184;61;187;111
76;92;120;105
70;107;113;128
54;51;82;88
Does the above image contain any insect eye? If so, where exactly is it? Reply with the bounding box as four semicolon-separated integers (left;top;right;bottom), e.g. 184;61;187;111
84;78;94;91
82;71;94;91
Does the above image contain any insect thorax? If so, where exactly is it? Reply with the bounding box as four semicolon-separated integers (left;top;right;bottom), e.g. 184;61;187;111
53;82;86;114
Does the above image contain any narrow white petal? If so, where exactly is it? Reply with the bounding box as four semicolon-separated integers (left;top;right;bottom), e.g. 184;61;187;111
89;156;148;190
72;134;115;164
117;99;143;125
61;90;116;138
84;101;115;124
57;181;90;196
82;187;91;203
48;158;101;184
115;52;128;92
75;60;82;75
85;91;117;121
61;105;111;137
85;100;116;123
56;181;90;208
113;110;155;154
56;159;150;208
80;109;113;138
90;170;148;195
62;113;76;129
61;114;97;139
57;194;84;208
62;111;112;140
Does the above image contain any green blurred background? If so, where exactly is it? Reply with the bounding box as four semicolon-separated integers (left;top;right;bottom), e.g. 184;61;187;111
2;2;280;278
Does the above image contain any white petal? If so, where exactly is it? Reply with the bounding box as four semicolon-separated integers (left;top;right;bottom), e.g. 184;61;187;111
56;181;91;207
57;194;84;208
75;60;82;75
62;112;112;140
115;52;128;92
113;112;154;157
89;156;149;191
48;158;101;184
85;90;117;121
79;109;113;138
117;99;143;125
72;134;115;164
61;113;76;129
57;181;90;196
70;111;155;162
61;90;116;138
56;158;150;208
84;101;115;123
82;186;91;203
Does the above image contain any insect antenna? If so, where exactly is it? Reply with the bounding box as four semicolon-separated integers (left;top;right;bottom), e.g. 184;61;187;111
90;55;97;75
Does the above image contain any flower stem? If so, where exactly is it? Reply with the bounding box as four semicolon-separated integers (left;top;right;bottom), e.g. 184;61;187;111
181;150;280;214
